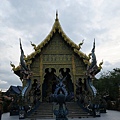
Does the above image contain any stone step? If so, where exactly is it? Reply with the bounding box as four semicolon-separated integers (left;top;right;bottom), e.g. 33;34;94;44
28;116;54;119
66;102;90;118
28;102;53;119
31;112;53;115
36;109;52;111
30;114;53;117
28;102;91;119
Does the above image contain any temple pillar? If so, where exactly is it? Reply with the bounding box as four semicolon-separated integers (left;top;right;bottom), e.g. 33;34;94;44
72;55;76;100
40;55;43;102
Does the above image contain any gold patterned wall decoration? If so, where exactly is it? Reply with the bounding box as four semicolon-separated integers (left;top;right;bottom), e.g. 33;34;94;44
43;54;72;64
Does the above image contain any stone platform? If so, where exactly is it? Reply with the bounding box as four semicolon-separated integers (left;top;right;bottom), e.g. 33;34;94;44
2;110;120;120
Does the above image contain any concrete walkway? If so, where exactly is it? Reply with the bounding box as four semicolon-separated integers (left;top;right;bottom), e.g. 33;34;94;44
1;110;120;120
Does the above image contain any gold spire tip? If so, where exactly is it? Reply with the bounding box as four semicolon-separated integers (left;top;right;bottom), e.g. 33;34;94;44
56;10;58;20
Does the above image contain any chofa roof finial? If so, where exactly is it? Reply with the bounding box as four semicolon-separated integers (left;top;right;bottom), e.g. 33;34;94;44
56;10;58;20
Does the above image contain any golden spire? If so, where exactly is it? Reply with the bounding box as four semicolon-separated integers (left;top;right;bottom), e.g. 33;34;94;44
56;10;58;20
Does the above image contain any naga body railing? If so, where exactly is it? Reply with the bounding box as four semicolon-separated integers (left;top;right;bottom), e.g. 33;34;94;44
19;39;32;119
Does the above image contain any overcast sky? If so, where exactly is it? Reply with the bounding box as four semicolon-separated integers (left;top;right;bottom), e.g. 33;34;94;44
0;0;120;91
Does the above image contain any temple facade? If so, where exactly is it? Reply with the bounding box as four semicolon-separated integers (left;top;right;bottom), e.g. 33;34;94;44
11;13;103;119
13;14;94;102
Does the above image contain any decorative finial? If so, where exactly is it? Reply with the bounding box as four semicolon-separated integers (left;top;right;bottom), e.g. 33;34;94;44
98;60;103;70
10;61;15;71
56;10;58;20
78;39;84;50
30;41;37;51
19;38;23;52
19;38;21;43
92;38;95;53
94;38;95;48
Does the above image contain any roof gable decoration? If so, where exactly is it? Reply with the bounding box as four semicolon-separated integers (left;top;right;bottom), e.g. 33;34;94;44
26;13;89;60
10;13;102;72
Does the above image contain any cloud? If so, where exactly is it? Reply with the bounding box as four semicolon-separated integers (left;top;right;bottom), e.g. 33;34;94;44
0;79;7;84
0;0;120;91
0;79;8;92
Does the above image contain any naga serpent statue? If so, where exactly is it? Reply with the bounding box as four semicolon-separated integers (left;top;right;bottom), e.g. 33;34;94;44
19;39;32;119
86;39;101;117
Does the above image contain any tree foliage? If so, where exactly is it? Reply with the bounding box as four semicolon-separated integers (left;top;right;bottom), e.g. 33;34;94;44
94;68;120;101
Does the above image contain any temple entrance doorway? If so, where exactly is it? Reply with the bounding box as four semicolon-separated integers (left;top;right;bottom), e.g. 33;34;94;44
42;68;56;102
42;68;74;102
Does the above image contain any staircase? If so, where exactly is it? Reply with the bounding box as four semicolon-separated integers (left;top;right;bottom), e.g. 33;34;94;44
66;102;91;118
28;102;91;119
28;102;53;119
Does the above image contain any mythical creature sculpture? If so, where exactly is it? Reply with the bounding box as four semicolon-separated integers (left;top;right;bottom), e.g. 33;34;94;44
98;60;103;70
76;78;84;102
32;79;41;105
51;75;73;120
89;39;97;70
19;39;32;119
78;39;84;50
86;39;99;78
30;41;37;51
20;39;29;72
85;39;101;117
54;76;68;97
10;61;15;71
88;53;92;61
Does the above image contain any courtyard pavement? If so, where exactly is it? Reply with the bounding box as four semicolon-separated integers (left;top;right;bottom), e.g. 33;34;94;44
1;110;120;120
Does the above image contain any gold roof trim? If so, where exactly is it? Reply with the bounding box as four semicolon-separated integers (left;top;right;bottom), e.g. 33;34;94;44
28;18;88;60
13;17;90;71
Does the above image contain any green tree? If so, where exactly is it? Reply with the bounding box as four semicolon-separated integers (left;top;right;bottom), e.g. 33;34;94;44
94;68;120;101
